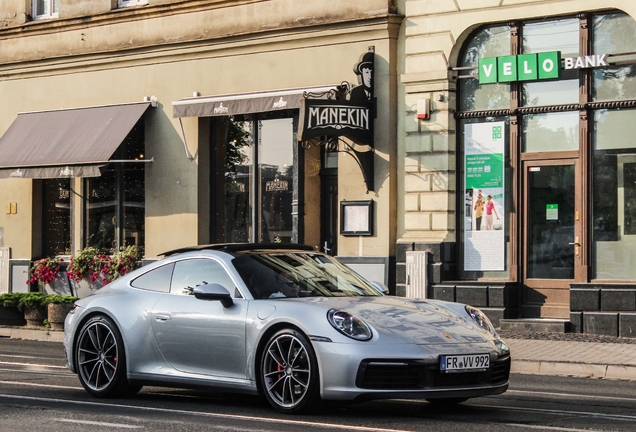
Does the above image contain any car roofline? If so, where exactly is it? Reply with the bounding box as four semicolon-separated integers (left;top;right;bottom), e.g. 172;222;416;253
160;243;316;256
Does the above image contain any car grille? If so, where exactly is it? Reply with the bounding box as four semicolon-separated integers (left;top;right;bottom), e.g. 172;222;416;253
356;353;511;390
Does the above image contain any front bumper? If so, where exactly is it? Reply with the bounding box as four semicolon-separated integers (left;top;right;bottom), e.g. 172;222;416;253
315;340;510;401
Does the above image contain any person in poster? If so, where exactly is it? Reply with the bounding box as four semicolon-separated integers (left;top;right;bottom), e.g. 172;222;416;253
474;193;484;230
484;195;500;230
350;51;374;102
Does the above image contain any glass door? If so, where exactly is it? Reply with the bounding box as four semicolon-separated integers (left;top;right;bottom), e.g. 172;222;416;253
522;160;580;318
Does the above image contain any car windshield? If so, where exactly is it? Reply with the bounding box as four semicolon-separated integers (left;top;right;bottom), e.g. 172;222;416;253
231;252;381;299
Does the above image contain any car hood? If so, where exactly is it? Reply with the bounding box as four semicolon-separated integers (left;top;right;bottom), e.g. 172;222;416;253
300;296;491;345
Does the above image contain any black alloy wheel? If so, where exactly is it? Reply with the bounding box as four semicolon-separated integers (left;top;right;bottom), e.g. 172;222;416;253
75;315;141;397
261;329;321;413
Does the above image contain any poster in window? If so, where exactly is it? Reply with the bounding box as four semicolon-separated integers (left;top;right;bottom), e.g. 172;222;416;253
464;122;505;271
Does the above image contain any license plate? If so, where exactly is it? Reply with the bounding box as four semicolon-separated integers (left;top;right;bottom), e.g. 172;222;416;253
440;354;490;373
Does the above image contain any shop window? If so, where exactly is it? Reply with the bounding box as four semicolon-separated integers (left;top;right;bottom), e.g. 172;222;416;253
458;25;511;111
521;111;579;153
42;178;71;256
217;114;296;244
593;13;636;101
521;19;579;106
32;0;58;19
592;108;636;280
84;120;145;255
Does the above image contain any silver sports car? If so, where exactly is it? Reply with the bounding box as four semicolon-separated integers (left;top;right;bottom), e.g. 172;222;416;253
63;244;510;413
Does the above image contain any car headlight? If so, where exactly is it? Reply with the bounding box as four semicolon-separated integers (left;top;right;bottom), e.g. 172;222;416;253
327;309;373;341
465;305;497;336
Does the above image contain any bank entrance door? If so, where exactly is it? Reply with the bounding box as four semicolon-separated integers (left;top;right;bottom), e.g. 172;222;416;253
522;159;581;318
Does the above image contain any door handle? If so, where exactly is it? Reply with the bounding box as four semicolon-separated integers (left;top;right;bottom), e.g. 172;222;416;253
155;314;171;322
568;242;581;246
569;236;581;256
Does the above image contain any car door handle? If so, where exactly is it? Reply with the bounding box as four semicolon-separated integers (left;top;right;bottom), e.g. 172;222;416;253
155;314;171;322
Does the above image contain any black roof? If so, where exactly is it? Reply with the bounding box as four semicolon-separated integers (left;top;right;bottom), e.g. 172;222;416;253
160;243;316;256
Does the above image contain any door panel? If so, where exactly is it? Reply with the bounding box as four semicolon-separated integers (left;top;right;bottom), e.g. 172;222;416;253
522;160;580;318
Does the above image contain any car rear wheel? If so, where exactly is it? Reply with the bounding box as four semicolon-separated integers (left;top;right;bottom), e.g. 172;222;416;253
75;315;142;397
261;329;321;414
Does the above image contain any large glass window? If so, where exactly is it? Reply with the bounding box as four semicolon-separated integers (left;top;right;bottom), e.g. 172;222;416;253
42;178;71;256
85;120;145;255
459;25;511;111
593;13;636;101
521;19;579;106
592;108;636;280
522;111;579;153
220;113;296;244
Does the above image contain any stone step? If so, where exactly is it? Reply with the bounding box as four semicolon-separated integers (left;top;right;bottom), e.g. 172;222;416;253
499;318;569;333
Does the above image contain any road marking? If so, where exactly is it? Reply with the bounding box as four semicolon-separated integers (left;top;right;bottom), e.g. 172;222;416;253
0;380;81;390
507;389;636;403
0;393;414;432
0;360;68;369
470;403;636;422
54;419;142;429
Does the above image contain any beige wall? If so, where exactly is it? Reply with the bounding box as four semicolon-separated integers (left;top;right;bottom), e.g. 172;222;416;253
399;0;636;246
0;0;400;260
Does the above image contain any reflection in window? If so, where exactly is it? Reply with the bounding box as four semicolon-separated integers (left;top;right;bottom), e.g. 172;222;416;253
170;259;235;295
259;118;294;243
522;19;579;106
220;114;296;244
42;178;71;256
593;13;636;101
592;109;636;280
85;120;145;255
522;112;579;153
459;25;511;111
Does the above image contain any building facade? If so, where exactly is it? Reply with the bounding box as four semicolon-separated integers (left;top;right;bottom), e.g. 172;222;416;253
0;0;400;293
400;0;636;336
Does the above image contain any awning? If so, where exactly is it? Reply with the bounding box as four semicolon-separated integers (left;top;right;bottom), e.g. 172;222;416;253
172;85;338;118
0;102;151;179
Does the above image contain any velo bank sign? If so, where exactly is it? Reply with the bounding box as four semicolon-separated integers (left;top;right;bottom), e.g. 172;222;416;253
478;51;609;84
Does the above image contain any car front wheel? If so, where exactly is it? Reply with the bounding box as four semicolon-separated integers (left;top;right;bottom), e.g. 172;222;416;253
75;315;141;397
261;329;321;413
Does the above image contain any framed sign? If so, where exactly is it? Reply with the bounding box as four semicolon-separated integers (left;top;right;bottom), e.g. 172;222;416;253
340;200;373;236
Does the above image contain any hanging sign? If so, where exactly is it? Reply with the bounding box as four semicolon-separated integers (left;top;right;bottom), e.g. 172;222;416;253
463;121;506;272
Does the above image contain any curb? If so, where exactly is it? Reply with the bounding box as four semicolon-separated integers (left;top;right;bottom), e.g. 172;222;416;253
0;327;64;343
512;359;636;381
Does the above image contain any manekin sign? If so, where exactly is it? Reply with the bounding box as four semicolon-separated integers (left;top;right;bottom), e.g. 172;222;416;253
299;50;375;147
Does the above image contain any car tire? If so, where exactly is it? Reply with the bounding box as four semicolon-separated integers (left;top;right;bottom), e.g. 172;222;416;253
260;328;321;414
75;315;142;397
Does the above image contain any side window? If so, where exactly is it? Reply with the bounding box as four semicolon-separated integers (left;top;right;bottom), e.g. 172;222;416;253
170;259;236;296
130;263;174;293
32;0;59;19
118;0;148;8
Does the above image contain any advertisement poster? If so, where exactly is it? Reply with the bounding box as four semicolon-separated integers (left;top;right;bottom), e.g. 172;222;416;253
464;122;505;271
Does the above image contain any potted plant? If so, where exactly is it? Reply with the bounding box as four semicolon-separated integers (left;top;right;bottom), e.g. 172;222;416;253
0;293;27;326
104;245;141;283
67;247;108;298
27;257;72;296
44;295;78;330
17;292;48;327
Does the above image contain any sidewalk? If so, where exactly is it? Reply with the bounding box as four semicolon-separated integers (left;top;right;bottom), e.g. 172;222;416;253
2;326;636;381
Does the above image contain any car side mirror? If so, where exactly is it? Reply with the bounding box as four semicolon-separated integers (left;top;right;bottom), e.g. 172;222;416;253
369;281;389;295
193;283;234;308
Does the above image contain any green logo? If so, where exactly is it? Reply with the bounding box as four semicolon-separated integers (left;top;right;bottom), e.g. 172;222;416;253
492;126;502;140
478;51;561;83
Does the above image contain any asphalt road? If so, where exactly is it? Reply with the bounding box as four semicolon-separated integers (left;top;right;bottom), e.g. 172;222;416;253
1;338;635;432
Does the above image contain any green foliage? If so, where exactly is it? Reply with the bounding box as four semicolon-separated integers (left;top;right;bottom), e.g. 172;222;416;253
17;292;47;312
43;295;78;305
0;292;24;309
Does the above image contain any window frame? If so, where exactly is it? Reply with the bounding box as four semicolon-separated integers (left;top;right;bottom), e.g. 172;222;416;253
31;0;58;20
118;0;148;8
